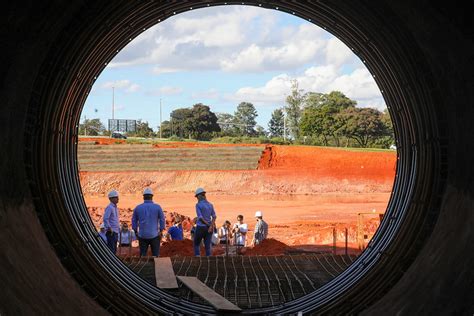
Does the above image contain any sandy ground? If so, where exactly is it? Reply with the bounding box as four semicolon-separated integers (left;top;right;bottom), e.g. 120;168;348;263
85;192;389;225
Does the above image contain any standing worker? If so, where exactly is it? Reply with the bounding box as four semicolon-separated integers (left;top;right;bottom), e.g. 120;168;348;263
103;190;120;254
251;211;268;246
233;215;248;254
118;222;136;256
193;187;217;257
218;220;232;245
132;188;165;257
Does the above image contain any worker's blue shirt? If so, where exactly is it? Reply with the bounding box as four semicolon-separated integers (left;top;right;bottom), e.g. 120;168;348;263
132;200;165;239
168;225;183;240
195;199;216;227
103;203;120;233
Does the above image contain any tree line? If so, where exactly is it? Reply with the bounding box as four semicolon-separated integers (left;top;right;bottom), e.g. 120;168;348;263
79;83;394;148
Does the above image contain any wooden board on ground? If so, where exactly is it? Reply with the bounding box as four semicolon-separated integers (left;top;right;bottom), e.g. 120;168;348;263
154;257;178;289
177;276;241;312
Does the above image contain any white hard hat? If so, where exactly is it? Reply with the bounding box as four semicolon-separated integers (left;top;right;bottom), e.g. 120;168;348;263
143;187;153;195
194;187;206;196
255;211;263;217
108;190;119;198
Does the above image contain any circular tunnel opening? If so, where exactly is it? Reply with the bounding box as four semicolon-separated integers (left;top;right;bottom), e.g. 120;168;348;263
77;5;397;308
78;2;394;275
25;2;445;314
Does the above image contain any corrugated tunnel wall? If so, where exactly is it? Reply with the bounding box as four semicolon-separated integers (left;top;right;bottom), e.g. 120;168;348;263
0;1;473;315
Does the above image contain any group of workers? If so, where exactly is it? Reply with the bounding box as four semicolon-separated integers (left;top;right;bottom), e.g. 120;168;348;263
99;187;268;257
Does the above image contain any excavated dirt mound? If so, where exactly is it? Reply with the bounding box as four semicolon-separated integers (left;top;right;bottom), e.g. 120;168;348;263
244;238;290;256
159;239;224;257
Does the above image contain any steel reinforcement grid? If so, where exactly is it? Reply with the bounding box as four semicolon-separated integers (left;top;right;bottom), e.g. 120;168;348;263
122;254;356;309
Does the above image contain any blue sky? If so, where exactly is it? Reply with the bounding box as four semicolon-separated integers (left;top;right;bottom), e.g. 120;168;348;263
82;5;385;131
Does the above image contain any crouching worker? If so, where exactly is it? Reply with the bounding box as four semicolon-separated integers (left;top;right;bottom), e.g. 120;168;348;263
132;188;165;257
167;216;184;241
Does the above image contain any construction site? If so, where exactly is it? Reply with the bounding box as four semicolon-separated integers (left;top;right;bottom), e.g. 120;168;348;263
2;2;473;315
78;138;396;311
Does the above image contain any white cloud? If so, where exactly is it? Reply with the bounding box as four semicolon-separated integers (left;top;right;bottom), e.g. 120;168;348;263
158;86;183;96
327;68;379;100
230;74;292;103
107;6;347;74
228;66;385;110
101;80;140;93
220;23;326;72
325;37;354;67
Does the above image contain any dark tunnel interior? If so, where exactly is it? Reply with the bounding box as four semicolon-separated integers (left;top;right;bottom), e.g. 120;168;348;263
0;1;473;314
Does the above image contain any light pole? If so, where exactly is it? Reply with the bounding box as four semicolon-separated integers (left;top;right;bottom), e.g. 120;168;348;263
112;86;115;120
159;98;162;139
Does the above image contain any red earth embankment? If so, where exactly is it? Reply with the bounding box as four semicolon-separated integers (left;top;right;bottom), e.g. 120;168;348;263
79;145;396;196
259;145;396;181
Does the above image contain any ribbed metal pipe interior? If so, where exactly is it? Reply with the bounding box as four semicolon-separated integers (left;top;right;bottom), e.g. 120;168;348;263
1;1;473;315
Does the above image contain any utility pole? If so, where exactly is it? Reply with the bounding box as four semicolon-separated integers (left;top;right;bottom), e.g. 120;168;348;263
160;98;162;139
283;113;287;141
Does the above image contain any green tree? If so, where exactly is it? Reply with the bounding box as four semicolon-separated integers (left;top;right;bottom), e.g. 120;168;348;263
216;113;235;136
159;120;172;138
129;120;155;138
372;108;395;148
169;104;220;140
79;118;105;136
233;102;258;136
189;103;220;140
170;107;194;138
268;108;285;137
301;91;357;146
300;106;328;145
255;125;266;137
285;80;305;139
337;107;386;147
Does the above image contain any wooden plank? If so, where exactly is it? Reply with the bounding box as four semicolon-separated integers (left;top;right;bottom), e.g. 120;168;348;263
154;257;178;289
177;276;241;312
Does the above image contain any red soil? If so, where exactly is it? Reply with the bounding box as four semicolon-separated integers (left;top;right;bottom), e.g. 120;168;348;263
243;238;290;256
83;141;396;255
79;137;126;145
258;145;396;182
159;239;224;257
159;240;195;257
